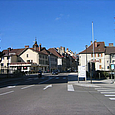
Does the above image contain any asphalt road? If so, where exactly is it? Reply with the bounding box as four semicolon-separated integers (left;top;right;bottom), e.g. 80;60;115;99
0;73;115;115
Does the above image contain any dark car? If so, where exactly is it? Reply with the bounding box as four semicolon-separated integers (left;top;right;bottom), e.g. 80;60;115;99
52;70;58;75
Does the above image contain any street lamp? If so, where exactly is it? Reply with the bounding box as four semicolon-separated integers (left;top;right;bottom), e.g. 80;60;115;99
7;47;12;77
85;45;88;78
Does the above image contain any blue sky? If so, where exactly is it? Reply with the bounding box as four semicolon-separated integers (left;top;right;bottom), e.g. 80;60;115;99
0;0;115;53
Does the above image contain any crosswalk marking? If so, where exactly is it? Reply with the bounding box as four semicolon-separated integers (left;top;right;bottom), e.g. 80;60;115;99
109;98;115;101
101;92;115;94
105;95;115;97
95;87;115;101
68;84;74;92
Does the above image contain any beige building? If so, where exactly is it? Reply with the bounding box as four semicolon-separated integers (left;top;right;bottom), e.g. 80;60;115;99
0;41;49;74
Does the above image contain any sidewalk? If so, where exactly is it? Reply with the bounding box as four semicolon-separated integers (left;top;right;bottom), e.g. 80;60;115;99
68;73;115;85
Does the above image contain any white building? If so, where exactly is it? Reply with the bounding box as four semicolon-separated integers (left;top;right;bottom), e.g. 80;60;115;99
79;41;110;71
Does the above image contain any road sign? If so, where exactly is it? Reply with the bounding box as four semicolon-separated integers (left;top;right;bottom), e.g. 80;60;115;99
78;66;86;78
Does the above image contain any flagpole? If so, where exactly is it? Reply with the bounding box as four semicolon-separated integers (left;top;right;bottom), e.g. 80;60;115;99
92;21;94;61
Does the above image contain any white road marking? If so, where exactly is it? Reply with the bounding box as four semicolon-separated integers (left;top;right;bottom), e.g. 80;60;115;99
21;85;35;90
76;84;100;88
0;91;14;96
68;84;74;92
101;92;115;94
109;98;115;101
105;95;115;97
43;84;52;90
7;86;16;89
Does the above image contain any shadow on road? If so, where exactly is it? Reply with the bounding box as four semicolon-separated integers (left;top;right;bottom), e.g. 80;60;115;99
0;73;69;88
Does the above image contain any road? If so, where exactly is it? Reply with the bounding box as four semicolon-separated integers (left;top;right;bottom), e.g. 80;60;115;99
0;73;115;115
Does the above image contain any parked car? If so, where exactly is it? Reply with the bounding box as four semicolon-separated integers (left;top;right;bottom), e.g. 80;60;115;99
52;70;58;75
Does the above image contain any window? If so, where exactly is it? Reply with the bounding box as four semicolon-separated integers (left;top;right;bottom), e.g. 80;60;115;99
27;60;30;63
7;63;10;66
99;65;102;69
98;54;102;57
1;63;4;66
27;54;28;58
95;54;96;57
91;54;93;57
107;66;109;69
99;59;101;63
7;56;9;60
101;53;103;57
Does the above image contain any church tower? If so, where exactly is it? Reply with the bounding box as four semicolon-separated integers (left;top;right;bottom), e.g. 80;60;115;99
33;39;38;50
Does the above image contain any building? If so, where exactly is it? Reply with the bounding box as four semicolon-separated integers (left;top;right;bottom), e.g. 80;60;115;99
48;48;64;72
0;40;49;74
79;40;115;72
79;41;106;71
105;43;115;70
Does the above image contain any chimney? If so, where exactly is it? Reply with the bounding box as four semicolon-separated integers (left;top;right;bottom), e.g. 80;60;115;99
66;48;68;53
62;47;65;53
109;43;113;47
25;45;29;48
95;41;97;47
39;44;41;51
91;41;92;44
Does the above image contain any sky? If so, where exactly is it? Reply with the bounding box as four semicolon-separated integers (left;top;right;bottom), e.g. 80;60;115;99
0;0;115;53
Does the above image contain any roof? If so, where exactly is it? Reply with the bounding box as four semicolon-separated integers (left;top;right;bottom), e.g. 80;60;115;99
79;42;105;54
48;48;62;58
3;47;50;56
3;48;26;56
105;46;115;55
31;48;49;55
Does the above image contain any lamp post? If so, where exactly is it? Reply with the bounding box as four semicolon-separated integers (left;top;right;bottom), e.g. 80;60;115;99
85;45;88;78
7;48;11;77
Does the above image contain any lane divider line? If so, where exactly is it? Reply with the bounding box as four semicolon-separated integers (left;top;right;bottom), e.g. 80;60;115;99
21;85;35;90
0;91;14;96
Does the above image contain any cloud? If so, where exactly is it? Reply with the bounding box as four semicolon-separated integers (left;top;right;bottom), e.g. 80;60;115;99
55;14;70;21
55;17;61;21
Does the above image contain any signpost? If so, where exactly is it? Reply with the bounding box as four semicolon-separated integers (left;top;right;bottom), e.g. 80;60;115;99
110;64;115;83
78;66;86;83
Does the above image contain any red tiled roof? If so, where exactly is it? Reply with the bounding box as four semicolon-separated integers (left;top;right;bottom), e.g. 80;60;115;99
3;48;26;56
79;42;105;54
48;48;62;58
105;46;115;54
30;48;49;55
